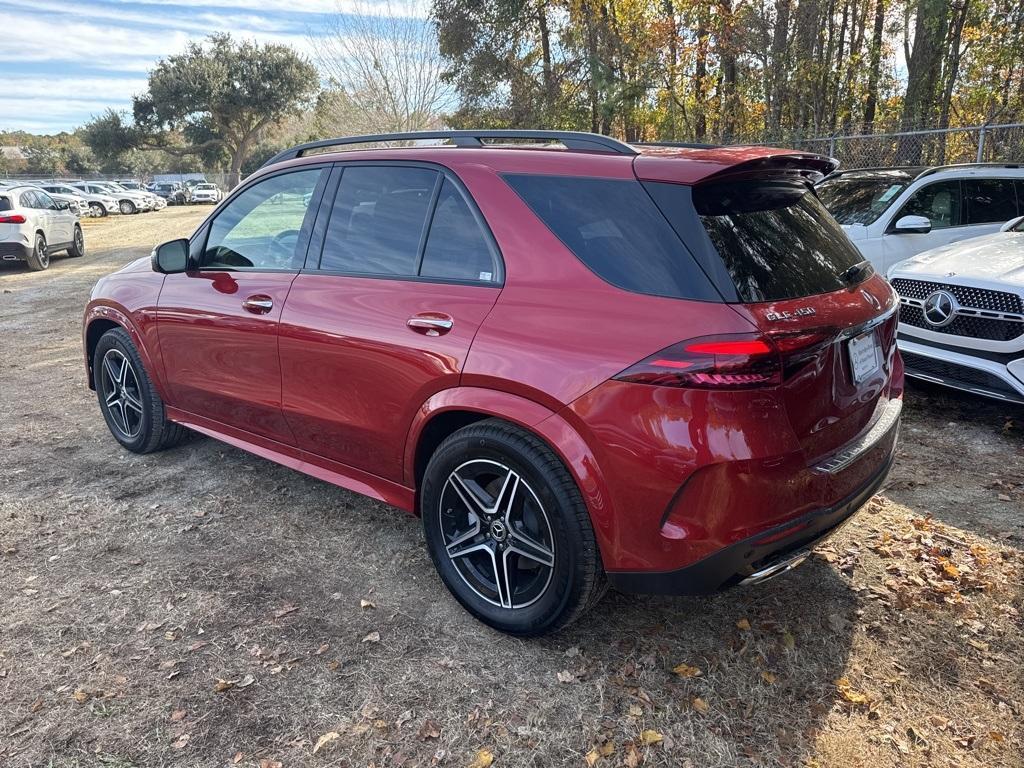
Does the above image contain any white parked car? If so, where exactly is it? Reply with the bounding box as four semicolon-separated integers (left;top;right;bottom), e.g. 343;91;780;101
71;181;154;215
816;164;1024;276
0;185;85;270
889;215;1024;405
189;182;221;203
39;182;120;218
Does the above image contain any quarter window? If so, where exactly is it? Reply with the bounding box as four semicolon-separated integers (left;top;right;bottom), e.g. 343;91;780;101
963;179;1018;225
894;181;961;229
320;166;437;275
420;179;497;281
202;169;323;270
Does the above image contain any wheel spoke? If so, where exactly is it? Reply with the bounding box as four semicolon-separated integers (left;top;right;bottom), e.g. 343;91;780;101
118;357;129;388
103;355;121;388
448;471;491;518
105;389;120;406
122;390;144;413
445;519;481;555
507;527;555;568
494;546;513;609
447;539;491;561
112;399;129;434
493;470;520;519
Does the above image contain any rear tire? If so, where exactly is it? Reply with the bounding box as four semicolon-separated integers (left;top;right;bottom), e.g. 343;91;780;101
93;328;187;454
421;419;606;636
26;233;49;271
89;202;106;218
67;225;85;258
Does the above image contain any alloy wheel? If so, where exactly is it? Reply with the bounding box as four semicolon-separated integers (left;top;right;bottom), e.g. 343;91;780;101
439;459;555;609
100;349;144;439
35;236;49;268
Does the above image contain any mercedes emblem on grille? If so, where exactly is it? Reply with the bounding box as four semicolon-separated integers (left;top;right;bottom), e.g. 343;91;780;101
922;290;958;327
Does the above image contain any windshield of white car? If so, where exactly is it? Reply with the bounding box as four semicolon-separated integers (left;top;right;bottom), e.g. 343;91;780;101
816;176;911;225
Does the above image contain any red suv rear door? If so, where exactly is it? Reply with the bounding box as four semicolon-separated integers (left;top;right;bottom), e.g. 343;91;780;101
156;166;329;444
278;163;502;482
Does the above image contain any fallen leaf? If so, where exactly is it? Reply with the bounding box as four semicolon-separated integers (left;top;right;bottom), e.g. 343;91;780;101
640;729;663;746
362;631;380;643
258;760;282;768
214;678;236;693
235;674;255;689
316;643;329;655
736;618;751;631
170;709;186;722
418;718;441;740
585;749;601;766
781;631;796;650
360;599;376;609
188;641;209;652
468;748;494;768
691;697;710;714
312;731;340;754
989;731;1006;742
72;689;91;703
761;671;776;684
835;677;871;706
672;663;701;678
556;669;576;683
172;734;190;749
232;752;243;763
599;742;615;757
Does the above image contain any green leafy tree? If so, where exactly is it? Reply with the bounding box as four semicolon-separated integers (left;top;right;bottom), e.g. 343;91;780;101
84;34;319;186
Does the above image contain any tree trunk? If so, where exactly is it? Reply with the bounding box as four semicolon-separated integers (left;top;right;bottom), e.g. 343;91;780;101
898;0;950;163
694;9;709;141
863;0;886;132
767;0;793;136
537;2;556;118
718;0;738;141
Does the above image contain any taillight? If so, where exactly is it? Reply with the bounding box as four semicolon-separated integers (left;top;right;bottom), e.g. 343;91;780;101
0;214;26;224
615;330;838;389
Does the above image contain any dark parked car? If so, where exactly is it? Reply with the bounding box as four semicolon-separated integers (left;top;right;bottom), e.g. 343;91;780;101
83;130;903;635
152;182;189;205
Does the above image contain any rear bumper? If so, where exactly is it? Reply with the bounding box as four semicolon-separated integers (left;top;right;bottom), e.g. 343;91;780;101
0;241;31;262
607;446;895;595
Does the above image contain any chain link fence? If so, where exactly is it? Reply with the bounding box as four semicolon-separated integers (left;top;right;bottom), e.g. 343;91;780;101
772;123;1024;170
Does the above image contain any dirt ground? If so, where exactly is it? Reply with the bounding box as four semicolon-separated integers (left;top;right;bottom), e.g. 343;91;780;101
1;206;1022;768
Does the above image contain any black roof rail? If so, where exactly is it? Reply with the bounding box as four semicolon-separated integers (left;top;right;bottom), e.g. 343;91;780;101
633;141;721;149
262;130;637;168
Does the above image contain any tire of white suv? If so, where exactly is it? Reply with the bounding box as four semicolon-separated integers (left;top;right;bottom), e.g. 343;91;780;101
26;232;49;271
421;419;607;636
67;225;85;258
119;200;137;215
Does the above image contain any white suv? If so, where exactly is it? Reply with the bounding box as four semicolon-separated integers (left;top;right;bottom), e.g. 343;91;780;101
889;216;1024;405
40;182;120;218
0;185;85;270
816;164;1024;276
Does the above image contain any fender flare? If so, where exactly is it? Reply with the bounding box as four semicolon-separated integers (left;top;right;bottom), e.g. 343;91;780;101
404;386;617;562
83;303;169;401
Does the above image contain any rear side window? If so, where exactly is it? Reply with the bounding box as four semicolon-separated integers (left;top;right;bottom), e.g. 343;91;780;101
963;179;1018;225
420;179;496;281
503;174;720;301
0;196;11;212
649;180;864;303
320;166;437;275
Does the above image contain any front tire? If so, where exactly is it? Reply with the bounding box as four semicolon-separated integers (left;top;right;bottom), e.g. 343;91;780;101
89;202;107;218
26;233;49;271
421;420;606;636
119;200;137;215
67;225;85;258
93;328;187;453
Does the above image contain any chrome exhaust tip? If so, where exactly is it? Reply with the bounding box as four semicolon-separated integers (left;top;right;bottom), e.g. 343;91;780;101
739;550;810;587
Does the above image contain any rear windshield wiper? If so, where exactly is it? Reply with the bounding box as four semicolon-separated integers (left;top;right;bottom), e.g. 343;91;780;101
839;260;873;285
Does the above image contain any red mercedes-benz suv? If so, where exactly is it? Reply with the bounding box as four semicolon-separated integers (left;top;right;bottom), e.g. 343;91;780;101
83;130;902;636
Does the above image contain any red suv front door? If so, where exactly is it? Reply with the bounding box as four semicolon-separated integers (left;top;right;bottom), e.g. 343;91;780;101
156;167;328;444
278;164;503;482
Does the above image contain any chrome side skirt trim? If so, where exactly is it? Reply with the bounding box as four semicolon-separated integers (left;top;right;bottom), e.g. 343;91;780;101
814;397;902;475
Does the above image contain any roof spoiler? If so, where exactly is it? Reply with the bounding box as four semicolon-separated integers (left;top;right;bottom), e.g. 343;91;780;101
700;153;839;184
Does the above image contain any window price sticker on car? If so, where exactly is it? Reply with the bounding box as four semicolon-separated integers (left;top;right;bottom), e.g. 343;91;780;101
847;330;880;384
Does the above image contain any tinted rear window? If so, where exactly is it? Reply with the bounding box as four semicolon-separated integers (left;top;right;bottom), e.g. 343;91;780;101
648;180;865;303
0;196;10;212
503;174;720;301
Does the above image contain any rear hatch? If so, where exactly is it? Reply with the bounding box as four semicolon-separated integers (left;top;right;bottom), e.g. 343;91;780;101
639;161;899;463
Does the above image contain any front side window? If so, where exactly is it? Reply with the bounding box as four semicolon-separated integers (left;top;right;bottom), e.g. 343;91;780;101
815;174;910;225
894;181;961;229
20;191;41;209
202;168;323;270
963;179;1018;225
320;166;437;276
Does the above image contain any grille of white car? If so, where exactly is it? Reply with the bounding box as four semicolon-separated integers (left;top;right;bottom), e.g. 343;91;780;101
890;278;1023;314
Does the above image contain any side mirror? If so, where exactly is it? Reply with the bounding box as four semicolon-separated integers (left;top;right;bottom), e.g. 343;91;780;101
56;200;70;210
893;215;931;234
1000;215;1024;232
151;238;190;274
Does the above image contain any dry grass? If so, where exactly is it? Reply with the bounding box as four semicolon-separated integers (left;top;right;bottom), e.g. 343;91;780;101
0;207;1022;768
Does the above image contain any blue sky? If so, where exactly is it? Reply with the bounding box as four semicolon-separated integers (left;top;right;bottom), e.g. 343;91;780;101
0;0;413;134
